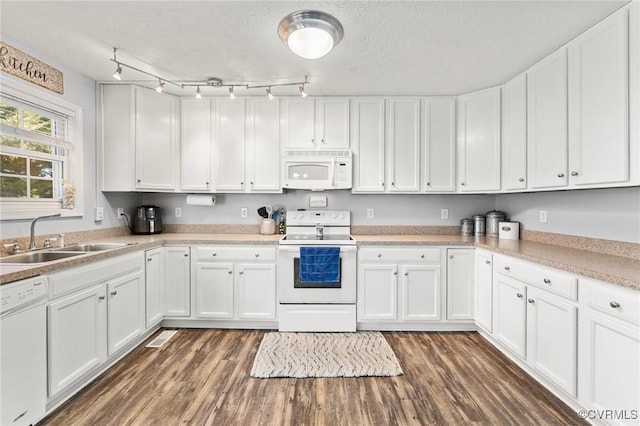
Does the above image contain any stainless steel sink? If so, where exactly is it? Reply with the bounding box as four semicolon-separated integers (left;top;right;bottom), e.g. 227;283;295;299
0;251;86;264
54;243;132;252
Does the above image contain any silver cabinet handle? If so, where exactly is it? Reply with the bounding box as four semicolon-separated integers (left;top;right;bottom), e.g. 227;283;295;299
610;301;620;308
228;270;232;274
528;298;535;304
420;254;425;258
239;271;244;275
391;182;395;186
404;272;408;276
557;173;565;178
461;182;466;186
377;254;382;258
449;255;453;259
518;177;525;182
137;179;141;183
517;293;523;298
321;138;325;144
98;296;105;300
255;253;260;257
393;271;398;275
426;182;431;186
147;258;152;262
212;253;217;256
543;278;551;284
571;171;578;176
111;291;117;296
504;266;510;271
485;260;491;264
184;253;189;257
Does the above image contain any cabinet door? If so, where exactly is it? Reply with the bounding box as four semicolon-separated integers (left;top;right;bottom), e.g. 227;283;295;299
386;98;421;192
315;98;350;148
195;262;234;318
281;98;315;148
351;98;385;192
48;285;107;396
145;248;163;328
493;274;526;358
446;249;474;320
180;98;212;191
422;98;456;192
135;87;176;190
214;99;246;191
246;99;281;192
163;246;191;317
501;74;528;190
526;287;577;396
457;87;501;192
107;271;144;356
569;10;629;186
527;48;568;189
102;85;135;191
401;264;441;321
357;264;398;321
579;310;640;416
474;250;493;332
237;263;276;319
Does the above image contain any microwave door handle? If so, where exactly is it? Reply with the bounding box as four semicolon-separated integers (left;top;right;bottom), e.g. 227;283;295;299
329;160;335;186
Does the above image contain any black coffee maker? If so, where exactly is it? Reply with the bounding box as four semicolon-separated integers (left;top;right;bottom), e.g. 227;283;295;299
132;205;163;234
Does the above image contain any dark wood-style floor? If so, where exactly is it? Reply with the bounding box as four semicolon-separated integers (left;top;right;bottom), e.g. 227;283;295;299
40;329;585;425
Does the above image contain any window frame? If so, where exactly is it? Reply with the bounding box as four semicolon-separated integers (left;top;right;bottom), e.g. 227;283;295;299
0;78;83;220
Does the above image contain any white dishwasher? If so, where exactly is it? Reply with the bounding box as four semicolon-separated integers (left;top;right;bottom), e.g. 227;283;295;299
1;276;48;426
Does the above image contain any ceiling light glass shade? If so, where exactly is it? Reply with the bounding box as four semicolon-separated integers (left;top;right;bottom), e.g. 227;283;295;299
278;10;343;59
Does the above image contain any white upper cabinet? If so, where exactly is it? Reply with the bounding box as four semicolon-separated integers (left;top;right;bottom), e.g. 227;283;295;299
281;97;349;149
246;99;281;192
386;98;421;192
501;74;528;191
180;99;213;191
421;98;456;192
213;99;246;191
527;48;568;189
102;85;177;191
568;7;630;187
351;98;386;193
456;87;501;192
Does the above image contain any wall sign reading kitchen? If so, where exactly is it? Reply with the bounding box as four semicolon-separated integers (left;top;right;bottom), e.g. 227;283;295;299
0;41;63;94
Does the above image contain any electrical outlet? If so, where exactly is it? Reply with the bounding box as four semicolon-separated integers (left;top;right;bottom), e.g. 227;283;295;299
175;207;182;218
94;207;104;222
366;208;374;219
116;208;124;217
241;207;248;218
539;210;548;223
441;209;449;220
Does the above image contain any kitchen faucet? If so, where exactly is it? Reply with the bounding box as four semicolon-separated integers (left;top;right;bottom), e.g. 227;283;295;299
29;213;62;250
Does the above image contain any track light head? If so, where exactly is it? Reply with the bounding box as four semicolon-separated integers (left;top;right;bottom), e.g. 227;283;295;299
229;86;236;99
156;80;165;93
299;84;308;97
267;87;274;100
195;86;202;99
113;64;122;80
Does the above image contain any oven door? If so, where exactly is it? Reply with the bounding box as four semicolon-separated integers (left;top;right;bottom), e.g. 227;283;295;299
277;245;356;304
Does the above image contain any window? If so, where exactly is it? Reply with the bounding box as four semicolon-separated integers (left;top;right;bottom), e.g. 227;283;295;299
0;79;83;219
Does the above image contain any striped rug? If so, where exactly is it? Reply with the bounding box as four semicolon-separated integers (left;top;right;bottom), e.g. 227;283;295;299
250;331;403;378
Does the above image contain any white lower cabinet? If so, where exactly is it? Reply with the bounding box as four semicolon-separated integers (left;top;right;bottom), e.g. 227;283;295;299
578;278;640;423
446;248;474;320
47;252;145;398
492;255;578;397
474;249;493;332
145;248;163;327
163;246;191;317
357;247;464;330
194;246;276;323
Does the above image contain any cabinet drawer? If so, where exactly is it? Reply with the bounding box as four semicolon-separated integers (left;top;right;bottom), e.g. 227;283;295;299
581;278;640;325
358;247;442;263
494;255;577;301
196;246;276;262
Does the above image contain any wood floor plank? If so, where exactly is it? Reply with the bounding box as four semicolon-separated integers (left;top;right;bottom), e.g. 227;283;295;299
39;329;586;426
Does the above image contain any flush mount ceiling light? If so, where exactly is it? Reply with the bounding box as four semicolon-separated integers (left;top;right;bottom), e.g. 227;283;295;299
278;10;344;59
109;47;309;98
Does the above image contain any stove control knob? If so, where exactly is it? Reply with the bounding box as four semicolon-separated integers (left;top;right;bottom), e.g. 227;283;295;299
333;213;338;218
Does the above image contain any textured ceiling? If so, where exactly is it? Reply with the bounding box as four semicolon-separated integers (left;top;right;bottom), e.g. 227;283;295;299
0;0;628;96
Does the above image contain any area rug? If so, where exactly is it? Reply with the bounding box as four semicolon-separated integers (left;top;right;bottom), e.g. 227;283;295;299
250;331;403;378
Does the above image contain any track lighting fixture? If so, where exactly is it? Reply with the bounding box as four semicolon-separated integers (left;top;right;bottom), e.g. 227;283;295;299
112;64;122;80
109;48;309;96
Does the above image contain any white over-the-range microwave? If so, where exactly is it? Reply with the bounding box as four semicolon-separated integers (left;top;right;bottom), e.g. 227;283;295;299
282;149;353;190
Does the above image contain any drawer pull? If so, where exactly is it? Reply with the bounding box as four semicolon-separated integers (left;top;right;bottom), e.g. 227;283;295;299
543;278;551;284
504;266;510;271
516;293;523;298
485;260;491;265
98;296;105;300
609;301;621;309
212;253;217;256
528;298;535;304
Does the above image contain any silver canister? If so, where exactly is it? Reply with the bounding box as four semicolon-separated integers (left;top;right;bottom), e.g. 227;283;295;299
472;214;486;236
485;210;507;238
460;218;474;236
